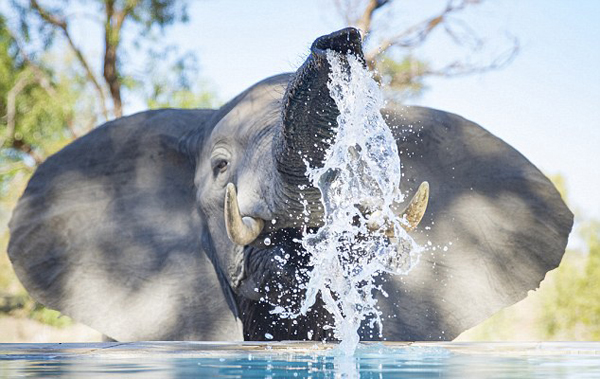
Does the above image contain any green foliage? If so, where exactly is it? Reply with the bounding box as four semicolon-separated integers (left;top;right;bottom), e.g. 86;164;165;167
0;168;40;329
535;175;600;339
28;304;73;328
7;75;75;149
147;87;218;109
0;17;75;196
0;289;73;329
0;229;21;294
127;0;189;29
0;22;17;101
10;0;196;118
549;173;569;204
539;222;600;340
373;54;429;101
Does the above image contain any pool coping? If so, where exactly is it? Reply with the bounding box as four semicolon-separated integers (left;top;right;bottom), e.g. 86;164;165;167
1;341;599;359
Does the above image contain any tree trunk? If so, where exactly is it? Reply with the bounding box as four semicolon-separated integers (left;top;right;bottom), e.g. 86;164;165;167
103;40;122;118
103;1;123;118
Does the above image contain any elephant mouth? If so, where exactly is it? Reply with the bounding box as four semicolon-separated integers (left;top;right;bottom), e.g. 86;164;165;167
235;181;430;304
236;227;313;304
227;180;430;304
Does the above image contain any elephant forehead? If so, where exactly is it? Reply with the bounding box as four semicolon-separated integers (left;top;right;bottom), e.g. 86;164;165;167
213;83;284;141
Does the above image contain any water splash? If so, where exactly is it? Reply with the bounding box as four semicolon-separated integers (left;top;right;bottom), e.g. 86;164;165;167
298;51;423;355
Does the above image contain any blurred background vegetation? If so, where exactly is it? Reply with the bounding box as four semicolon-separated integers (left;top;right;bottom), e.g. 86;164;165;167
0;0;597;342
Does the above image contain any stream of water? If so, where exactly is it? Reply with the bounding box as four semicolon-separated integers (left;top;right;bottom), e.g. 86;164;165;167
294;51;423;355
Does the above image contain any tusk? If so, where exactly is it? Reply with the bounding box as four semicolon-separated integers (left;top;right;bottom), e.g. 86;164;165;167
365;181;429;234
366;210;384;231
224;183;264;246
395;181;429;232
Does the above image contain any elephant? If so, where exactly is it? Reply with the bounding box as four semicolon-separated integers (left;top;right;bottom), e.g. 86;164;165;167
8;28;572;342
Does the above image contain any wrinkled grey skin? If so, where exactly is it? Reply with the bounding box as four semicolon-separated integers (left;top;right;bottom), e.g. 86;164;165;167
8;29;573;342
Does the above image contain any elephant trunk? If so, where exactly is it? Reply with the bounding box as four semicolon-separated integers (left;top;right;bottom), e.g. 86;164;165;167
274;27;364;225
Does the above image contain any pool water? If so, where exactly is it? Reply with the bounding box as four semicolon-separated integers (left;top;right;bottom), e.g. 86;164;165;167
1;342;599;378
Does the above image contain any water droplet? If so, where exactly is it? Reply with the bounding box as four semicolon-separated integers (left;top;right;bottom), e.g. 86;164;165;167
264;237;271;246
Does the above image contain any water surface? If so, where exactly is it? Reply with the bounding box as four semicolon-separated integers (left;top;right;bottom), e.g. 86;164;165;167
1;342;599;378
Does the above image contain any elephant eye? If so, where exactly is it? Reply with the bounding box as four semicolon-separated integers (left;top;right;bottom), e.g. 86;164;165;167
214;159;229;174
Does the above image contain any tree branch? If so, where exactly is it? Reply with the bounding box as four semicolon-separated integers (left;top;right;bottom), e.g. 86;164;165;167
355;0;389;38
104;0;120;117
425;35;520;77
2;73;44;165
116;0;142;31
10;139;44;165
102;0;140;117
336;0;521;101
365;0;478;63
29;0;109;119
3;73;33;149
335;0;390;45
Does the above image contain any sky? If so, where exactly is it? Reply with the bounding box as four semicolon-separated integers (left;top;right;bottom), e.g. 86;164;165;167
150;0;599;240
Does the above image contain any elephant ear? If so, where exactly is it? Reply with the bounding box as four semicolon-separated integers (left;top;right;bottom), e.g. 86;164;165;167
377;106;573;341
8;109;243;341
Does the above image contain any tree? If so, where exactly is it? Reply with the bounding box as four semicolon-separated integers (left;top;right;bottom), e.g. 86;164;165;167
539;221;600;340
0;15;76;177
13;0;190;119
334;0;520;101
2;0;217;174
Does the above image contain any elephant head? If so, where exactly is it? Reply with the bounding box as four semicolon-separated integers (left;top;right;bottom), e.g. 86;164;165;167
8;28;573;342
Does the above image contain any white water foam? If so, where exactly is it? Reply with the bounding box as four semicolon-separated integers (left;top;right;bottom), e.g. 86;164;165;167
295;51;423;355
